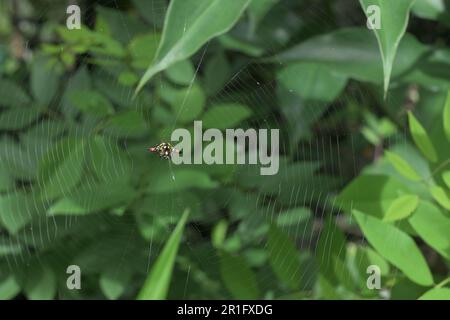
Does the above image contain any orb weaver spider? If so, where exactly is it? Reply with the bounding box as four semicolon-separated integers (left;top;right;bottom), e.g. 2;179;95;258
148;142;180;160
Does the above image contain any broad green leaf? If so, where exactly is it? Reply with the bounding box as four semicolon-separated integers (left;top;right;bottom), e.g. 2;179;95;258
248;0;278;33
86;136;131;183
359;0;416;95
443;171;450;189
203;51;231;96
412;0;445;20
170;84;205;123
0;193;44;234
267;224;301;289
165;60;195;85
337;174;410;218
384;151;422;181
219;251;259;299
24;264;56;300
444;91;450;142
278;62;347;102
383;194;419;222
430;186;450;210
0;137;36;179
0;169;12;192
0;107;41;130
202;104;252;129
38;137;86;200
128;33;161;69
407;111;438;162
137;209;189;299
103;110;147;138
409;201;450;259
275;28;427;85
100;267;131;300
68;90;114;117
135;0;251;93
31;56;60;106
419;287;450;300
147;169;218;193
0;276;20;299
0;78;31;108
353;210;433;286
0;239;23;255
48;181;135;215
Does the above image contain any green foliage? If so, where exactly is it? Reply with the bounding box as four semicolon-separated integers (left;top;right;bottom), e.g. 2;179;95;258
0;0;449;301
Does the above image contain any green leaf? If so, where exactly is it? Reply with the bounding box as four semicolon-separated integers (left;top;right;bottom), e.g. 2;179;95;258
202;104;252;129
316;217;347;284
219;251;259;299
0;78;31;108
419;287;450;300
430;186;450;210
0;193;44;234
165;60;195;85
203;51;231;96
267;224;301;289
275;28;427;85
384;151;422;181
276;208;310;226
353;210;433;286
170;84;205;123
443;171;450;189
48;181;135;216
128;33;161;69
412;0;445;20
212;219;228;249
103;110;147;138
444;90;450;142
135;0;251;93
31;56;60;106
86;136;131;183
278;62;347;102
100;267;131;300
248;0;278;33
0;137;36;179
407;111;438;162
0;276;20;299
383;194;419;222
68;90;114;117
147;169;218;194
37;137;86;200
337;174;410;218
24;264;56;300
409;201;450;259
0;107;41;130
359;0;416;95
137;209;189;299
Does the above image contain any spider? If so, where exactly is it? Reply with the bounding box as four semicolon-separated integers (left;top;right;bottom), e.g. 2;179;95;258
148;142;180;160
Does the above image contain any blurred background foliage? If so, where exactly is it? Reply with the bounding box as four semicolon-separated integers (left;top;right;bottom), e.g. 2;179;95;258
0;0;449;300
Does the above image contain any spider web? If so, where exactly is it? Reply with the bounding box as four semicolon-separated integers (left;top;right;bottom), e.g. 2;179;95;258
0;0;411;299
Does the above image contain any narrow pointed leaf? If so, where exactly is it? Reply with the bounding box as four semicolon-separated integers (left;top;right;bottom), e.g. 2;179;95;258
359;0;416;95
137;209;189;300
407;111;438;162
